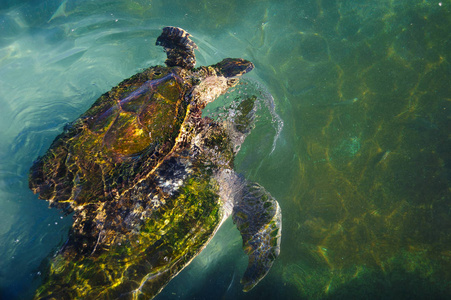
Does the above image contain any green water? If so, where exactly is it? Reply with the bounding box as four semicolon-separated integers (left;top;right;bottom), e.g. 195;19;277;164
0;0;450;299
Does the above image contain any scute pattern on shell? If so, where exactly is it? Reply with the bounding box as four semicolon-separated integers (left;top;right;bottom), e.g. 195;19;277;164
35;151;225;300
29;66;189;211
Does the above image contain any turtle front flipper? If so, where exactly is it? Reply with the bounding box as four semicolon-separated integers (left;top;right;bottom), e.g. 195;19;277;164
156;26;198;69
232;182;282;292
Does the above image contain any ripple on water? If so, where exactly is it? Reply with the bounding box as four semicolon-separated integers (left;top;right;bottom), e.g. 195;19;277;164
1;0;451;299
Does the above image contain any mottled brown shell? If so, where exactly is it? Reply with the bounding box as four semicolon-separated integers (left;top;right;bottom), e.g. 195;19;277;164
29;66;190;210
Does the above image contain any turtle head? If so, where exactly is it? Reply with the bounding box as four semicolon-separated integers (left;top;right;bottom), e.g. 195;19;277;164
213;58;254;78
191;58;254;108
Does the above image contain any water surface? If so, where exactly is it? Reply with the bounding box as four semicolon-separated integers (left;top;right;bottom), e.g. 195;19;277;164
1;0;450;299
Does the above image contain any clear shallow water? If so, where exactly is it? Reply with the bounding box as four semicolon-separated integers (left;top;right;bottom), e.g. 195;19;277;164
1;0;450;299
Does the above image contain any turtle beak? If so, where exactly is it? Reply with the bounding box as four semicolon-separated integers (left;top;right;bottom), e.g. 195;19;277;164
214;58;254;78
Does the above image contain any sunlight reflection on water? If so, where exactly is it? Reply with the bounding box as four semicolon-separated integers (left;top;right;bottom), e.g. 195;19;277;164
1;0;450;299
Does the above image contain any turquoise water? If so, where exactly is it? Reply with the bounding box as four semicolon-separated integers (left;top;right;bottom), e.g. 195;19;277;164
1;0;450;299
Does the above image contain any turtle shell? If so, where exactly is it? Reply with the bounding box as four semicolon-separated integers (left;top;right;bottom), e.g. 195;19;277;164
29;66;190;210
30;65;225;299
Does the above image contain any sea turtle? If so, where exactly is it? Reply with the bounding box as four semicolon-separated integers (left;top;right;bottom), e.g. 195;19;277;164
29;26;281;299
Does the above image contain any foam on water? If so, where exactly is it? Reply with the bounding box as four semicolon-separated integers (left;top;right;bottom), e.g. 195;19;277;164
204;78;283;154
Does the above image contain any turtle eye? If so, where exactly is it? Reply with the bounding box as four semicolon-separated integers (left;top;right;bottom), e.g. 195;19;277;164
227;78;238;87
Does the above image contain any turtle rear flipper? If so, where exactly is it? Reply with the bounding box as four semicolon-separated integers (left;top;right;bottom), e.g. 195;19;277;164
233;182;282;292
156;26;198;69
